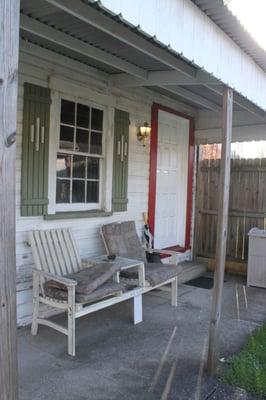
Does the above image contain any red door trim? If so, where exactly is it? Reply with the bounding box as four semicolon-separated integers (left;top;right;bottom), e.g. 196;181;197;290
148;102;195;252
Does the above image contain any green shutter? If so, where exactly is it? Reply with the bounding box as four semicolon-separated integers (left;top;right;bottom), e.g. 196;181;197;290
21;83;51;216
112;109;130;212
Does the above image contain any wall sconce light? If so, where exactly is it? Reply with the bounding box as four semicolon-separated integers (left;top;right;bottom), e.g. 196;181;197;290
137;122;151;146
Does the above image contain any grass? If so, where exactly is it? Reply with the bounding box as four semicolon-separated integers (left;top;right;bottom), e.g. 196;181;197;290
223;323;266;396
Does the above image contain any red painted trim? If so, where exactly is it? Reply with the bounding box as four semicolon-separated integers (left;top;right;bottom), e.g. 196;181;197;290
160;245;188;259
148;102;195;252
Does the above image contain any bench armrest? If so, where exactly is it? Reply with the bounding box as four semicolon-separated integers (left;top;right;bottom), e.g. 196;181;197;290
120;262;145;287
33;269;77;287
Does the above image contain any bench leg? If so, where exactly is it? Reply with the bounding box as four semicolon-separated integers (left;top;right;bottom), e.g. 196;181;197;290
67;286;76;356
133;294;143;324
171;277;178;307
31;271;40;335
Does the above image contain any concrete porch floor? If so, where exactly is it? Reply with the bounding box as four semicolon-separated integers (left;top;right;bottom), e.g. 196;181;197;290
18;274;266;400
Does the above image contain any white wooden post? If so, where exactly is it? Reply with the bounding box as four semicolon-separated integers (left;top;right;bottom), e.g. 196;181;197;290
171;277;178;307
207;87;233;375
133;295;143;324
0;1;20;399
67;286;76;356
31;271;40;335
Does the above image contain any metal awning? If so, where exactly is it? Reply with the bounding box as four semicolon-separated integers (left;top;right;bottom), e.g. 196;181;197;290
20;0;266;118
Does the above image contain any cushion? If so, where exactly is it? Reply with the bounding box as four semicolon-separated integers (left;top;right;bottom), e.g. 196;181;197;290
44;281;124;303
121;263;182;287
101;221;146;262
44;262;121;297
145;263;183;286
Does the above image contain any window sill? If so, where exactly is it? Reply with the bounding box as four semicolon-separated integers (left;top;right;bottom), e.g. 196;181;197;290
44;210;113;220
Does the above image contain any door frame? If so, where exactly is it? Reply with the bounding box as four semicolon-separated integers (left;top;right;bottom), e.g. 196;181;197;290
148;102;195;251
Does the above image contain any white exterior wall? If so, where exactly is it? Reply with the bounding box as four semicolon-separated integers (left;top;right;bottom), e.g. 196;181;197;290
16;43;194;326
100;0;266;111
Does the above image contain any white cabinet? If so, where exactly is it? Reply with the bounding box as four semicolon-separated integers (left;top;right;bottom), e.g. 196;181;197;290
247;228;266;288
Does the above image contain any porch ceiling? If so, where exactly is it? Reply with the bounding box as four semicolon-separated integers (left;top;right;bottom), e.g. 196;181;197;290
20;0;265;118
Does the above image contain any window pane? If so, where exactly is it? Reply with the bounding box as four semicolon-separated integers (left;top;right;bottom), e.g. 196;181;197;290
60;125;74;150
91;108;103;131
60;100;75;125
73;155;86;178
90;131;102;154
56;179;70;203
76;129;89;153
87;157;99;179
87;181;99;203
72;180;85;203
77;103;90;128
56;153;71;177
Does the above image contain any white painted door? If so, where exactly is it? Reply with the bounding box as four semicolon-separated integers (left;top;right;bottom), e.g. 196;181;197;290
154;111;190;249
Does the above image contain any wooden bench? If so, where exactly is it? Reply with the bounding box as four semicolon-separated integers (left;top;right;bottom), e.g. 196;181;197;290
29;228;144;356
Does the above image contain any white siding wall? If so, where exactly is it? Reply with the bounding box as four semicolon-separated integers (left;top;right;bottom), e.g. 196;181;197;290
16;44;195;325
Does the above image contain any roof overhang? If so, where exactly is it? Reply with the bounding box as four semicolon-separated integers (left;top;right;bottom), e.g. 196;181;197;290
20;0;266;118
192;0;266;72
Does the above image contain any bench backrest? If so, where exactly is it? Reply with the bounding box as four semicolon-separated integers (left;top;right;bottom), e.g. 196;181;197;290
101;221;146;262
29;228;81;276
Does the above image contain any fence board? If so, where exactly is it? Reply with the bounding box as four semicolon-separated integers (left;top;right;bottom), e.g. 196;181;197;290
196;157;266;261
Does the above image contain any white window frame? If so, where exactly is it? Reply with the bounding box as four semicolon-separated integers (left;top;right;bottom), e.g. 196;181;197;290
48;89;114;215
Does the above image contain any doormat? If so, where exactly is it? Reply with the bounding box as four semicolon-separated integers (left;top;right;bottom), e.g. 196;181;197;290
185;276;214;289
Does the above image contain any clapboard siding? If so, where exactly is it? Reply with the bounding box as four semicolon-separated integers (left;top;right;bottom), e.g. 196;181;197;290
16;44;195;325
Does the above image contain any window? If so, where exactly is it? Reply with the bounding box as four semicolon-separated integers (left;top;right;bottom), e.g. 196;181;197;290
56;99;104;211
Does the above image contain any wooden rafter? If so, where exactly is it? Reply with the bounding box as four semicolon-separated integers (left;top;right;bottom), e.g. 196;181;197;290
110;70;218;87
20;14;148;79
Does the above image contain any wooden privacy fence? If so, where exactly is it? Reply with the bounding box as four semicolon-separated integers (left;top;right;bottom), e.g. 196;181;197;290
195;158;266;261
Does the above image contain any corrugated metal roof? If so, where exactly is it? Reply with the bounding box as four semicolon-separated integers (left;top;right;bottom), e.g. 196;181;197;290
20;0;174;72
19;0;265;114
192;0;266;72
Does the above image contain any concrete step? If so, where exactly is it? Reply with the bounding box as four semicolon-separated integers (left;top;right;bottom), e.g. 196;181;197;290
178;261;207;284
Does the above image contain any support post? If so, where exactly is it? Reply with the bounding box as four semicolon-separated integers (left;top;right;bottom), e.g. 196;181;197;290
171;277;178;307
0;1;20;399
133;294;143;324
207;87;233;375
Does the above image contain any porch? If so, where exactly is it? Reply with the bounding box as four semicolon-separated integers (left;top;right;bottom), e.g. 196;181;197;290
19;273;265;400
